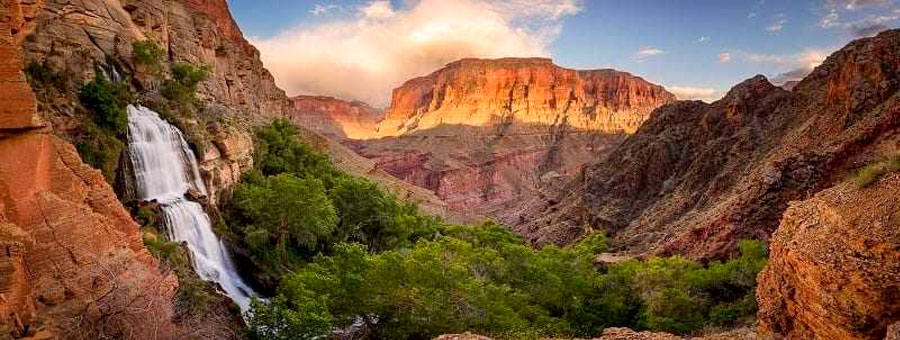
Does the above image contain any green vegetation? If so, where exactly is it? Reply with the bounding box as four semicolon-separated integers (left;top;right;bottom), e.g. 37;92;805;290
76;74;132;183
232;120;768;339
249;228;766;339
132;40;165;74
162;62;210;105
848;154;900;188
78;74;131;134
24;60;67;90
224;120;442;281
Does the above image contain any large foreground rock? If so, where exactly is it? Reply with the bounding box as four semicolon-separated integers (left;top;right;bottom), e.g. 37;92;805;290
757;177;900;339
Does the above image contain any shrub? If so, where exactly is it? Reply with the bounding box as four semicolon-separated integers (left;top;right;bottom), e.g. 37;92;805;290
848;154;900;188
162;62;209;105
78;74;131;135
76;120;125;184
132;40;165;74
24;60;66;90
249;223;767;339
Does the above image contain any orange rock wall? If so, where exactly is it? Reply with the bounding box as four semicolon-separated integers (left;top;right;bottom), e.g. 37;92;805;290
288;95;385;140
378;58;675;136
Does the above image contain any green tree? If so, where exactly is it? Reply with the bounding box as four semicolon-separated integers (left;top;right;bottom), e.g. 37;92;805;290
234;173;337;258
78;74;131;135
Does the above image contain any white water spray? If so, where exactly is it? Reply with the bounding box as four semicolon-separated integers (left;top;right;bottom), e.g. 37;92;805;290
126;104;255;312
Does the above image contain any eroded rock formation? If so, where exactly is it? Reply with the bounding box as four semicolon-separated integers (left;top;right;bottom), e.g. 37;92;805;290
757;177;900;339
288;95;385;141
0;9;177;336
349;58;673;214
513;30;900;262
377;58;674;137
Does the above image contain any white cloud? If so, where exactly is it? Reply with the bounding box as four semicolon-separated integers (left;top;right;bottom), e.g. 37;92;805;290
827;0;892;10
632;47;664;61
745;49;831;84
253;0;582;106
360;1;395;19
748;12;757;18
766;18;787;31
820;0;899;36
718;52;732;63
697;36;709;42
667;86;725;103
820;10;841;28
310;4;339;16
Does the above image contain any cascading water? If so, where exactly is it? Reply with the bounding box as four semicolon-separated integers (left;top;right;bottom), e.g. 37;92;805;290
126;104;255;313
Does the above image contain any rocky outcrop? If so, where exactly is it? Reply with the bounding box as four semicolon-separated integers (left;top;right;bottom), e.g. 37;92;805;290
288;95;384;141
0;14;177;337
377;58;675;136
21;0;288;121
196;118;254;204
513;29;900;259
293;126;473;223
351;58;672;214
757;177;900;339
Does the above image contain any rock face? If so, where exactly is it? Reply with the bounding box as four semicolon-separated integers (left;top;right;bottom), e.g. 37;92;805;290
0;12;177;337
378;58;674;137
21;0;289;120
757;177;900;339
288;95;385;141
513;30;900;260
351;58;673;214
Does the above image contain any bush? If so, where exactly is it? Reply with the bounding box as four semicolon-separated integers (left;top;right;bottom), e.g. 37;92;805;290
76;120;125;184
132;40;165;74
162;62;209;105
78;74;131;135
848;154;900;188
24;60;66;90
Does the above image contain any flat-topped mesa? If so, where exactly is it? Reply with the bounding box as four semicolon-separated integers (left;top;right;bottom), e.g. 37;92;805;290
288;95;385;140
376;57;675;137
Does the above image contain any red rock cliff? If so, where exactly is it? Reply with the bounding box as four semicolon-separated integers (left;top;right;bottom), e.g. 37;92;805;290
352;58;673;215
378;57;674;136
1;5;177;336
288;95;385;140
512;29;900;259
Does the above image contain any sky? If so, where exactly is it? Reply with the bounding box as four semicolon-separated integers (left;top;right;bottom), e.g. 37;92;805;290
229;0;900;106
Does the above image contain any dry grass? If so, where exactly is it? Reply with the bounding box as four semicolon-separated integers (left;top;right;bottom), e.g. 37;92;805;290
847;154;900;188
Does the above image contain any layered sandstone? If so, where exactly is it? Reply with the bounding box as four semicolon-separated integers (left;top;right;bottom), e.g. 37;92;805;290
288;95;385;141
757;177;900;339
0;13;177;336
352;58;673;214
512;29;900;260
378;58;674;137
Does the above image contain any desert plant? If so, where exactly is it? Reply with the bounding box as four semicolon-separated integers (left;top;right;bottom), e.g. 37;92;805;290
848;154;900;188
132;40;165;74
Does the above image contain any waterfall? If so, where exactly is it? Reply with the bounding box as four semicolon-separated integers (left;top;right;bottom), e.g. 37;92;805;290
126;104;255;313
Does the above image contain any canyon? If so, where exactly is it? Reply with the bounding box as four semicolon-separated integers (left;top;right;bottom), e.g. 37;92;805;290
510;29;900;339
290;58;675;215
0;0;898;338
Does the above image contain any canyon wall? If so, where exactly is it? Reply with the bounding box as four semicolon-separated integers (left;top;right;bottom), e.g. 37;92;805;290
288;95;384;141
348;58;674;215
511;29;900;338
377;58;674;137
0;6;177;336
